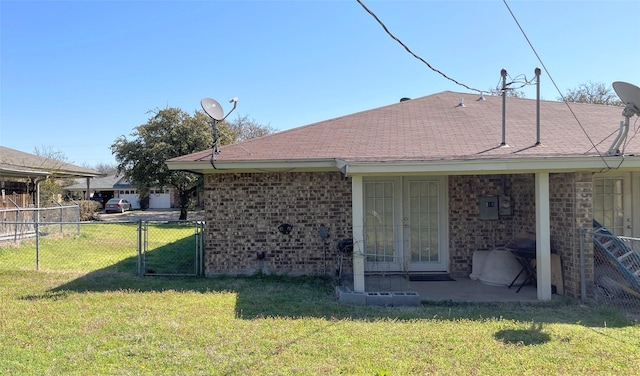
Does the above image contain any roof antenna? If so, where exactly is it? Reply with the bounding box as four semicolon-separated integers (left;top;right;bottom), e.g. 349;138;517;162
535;67;542;146
607;81;640;156
499;69;509;147
201;97;238;169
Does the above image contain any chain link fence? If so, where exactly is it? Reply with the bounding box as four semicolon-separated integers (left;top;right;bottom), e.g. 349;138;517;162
0;219;203;276
141;221;204;276
1;204;80;242
581;225;640;321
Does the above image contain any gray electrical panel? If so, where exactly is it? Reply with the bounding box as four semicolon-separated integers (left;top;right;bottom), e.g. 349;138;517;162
479;196;499;220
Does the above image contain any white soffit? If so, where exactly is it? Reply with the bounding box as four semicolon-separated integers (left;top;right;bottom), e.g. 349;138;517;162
166;156;640;175
339;156;640;176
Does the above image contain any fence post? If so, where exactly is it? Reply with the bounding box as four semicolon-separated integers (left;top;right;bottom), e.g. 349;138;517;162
76;203;80;236
198;221;204;276
137;220;142;276
579;227;586;304
35;221;40;271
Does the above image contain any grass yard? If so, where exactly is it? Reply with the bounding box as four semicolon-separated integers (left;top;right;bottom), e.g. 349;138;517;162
1;271;639;375
1;224;639;375
0;222;199;274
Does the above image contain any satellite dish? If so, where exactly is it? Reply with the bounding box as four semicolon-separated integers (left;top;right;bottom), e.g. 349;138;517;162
201;98;224;121
606;81;640;156
613;81;640;117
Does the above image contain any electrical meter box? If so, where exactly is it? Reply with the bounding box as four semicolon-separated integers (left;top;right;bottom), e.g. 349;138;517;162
499;195;512;216
479;195;499;220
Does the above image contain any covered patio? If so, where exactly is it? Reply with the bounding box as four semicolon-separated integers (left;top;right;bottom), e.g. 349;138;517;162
344;275;541;303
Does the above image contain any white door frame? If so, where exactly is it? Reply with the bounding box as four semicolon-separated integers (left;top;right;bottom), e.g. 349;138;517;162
593;171;635;236
360;176;449;274
403;176;449;273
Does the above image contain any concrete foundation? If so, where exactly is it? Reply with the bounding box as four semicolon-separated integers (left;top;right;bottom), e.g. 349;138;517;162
336;286;421;307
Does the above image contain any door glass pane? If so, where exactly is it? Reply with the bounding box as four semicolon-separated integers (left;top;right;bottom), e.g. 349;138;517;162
364;182;395;262
594;178;624;235
408;181;439;262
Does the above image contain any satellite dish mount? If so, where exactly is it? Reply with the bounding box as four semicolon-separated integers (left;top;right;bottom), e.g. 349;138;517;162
607;82;640;156
200;97;238;166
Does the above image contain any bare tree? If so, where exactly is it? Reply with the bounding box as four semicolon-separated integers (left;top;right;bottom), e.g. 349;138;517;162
487;87;526;98
221;114;277;143
33;146;73;203
560;82;623;105
33;145;69;167
91;162;118;176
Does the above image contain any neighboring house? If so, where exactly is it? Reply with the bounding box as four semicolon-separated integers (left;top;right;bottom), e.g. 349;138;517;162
65;175;176;210
166;90;640;301
65;174;121;206
0;146;101;208
112;177;173;210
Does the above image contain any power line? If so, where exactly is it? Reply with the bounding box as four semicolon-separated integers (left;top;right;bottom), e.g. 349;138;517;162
355;0;483;93
502;0;613;169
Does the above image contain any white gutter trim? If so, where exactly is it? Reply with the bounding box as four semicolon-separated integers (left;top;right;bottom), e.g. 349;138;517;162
166;155;640;175
165;159;338;173
340;156;640;175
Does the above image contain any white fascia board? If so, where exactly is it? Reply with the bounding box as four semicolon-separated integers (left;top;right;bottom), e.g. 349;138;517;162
340;156;640;176
167;156;640;175
0;167;51;177
165;159;339;173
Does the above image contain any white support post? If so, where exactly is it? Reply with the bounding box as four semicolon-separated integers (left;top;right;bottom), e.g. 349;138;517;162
535;172;552;300
351;175;365;292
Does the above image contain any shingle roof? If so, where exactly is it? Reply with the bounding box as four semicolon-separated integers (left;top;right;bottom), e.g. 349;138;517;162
0;146;102;178
168;91;639;165
65;174;122;191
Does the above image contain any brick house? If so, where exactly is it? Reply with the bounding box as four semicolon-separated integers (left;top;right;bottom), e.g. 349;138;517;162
166;90;640;301
66;175;178;209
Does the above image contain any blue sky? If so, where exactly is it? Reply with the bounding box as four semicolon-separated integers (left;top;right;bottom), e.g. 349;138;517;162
2;0;639;167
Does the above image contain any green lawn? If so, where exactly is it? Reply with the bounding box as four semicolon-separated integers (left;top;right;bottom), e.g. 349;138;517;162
1;224;639;375
0;222;199;274
0;270;638;375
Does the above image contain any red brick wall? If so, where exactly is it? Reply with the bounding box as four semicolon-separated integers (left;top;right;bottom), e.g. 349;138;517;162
510;174;536;235
550;172;593;298
448;172;592;297
448;175;525;277
204;171;593;299
203;171;353;276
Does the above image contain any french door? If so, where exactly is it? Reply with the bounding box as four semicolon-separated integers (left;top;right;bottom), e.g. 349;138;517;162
363;176;448;273
593;173;633;236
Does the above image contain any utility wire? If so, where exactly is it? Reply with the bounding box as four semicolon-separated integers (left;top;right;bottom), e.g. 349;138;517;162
502;0;613;168
356;0;482;93
494;72;536;93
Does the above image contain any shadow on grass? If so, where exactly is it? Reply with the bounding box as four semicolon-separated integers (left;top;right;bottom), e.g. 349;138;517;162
142;235;199;275
18;267;633;331
494;323;552;346
11;222;636;330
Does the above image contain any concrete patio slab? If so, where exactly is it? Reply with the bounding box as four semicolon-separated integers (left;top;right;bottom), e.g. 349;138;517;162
342;275;543;303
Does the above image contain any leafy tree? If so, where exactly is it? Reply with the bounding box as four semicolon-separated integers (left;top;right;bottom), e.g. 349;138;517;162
559;81;623;105
112;107;275;220
111;107;213;220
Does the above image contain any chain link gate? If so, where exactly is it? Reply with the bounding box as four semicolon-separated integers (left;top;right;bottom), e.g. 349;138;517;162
138;221;204;276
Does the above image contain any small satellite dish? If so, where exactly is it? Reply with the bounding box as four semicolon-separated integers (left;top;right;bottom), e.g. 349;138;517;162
201;98;224;121
606;81;640;156
613;81;640;117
